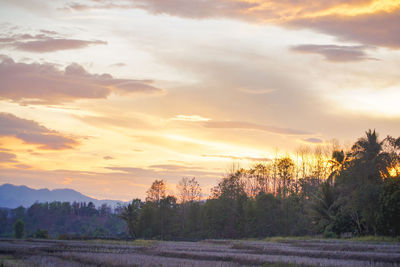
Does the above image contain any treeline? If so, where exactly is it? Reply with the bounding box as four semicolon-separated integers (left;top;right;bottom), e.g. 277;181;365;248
0;201;126;239
121;130;400;239
2;130;399;240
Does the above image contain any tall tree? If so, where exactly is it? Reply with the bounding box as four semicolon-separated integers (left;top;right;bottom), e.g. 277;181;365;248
177;177;202;204
277;157;295;197
328;150;348;184
146;180;166;203
120;199;141;238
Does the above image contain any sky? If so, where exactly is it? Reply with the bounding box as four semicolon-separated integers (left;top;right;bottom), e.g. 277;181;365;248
0;0;399;201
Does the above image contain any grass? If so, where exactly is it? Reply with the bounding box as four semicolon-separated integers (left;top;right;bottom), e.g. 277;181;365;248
262;235;400;243
88;238;157;247
0;255;27;267
263;236;318;242
345;235;400;243
262;263;315;267
0;237;399;266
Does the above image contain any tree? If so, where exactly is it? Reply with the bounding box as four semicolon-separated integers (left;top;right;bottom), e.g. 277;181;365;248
120;199;141;238
377;177;400;236
176;177;202;235
33;229;49;239
177;177;202;204
14;219;24;239
328;150;348;184
351;129;382;161
311;181;337;236
277;157;295;197
350;129;388;182
146;180;166;203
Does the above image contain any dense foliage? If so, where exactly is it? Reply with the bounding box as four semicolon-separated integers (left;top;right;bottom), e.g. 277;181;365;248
0;202;126;239
120;130;400;239
1;130;399;240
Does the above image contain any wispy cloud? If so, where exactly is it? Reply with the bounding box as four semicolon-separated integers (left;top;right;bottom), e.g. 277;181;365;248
202;154;270;162
291;44;375;62
203;121;310;135
170;115;211;122
301;137;324;144
0;30;106;52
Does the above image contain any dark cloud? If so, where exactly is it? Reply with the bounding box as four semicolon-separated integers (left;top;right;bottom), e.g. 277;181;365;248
0;31;107;52
0;152;18;163
0;56;163;104
15;39;107;53
202;154;271;162
0;113;78;150
291;44;374;62
289;10;400;48
302;137;324;144
203;121;310;135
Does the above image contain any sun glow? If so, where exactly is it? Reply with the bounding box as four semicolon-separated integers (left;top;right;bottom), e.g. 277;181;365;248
388;166;400;178
311;0;400;18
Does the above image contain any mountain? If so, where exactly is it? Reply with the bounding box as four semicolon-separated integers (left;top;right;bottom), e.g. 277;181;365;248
0;184;126;209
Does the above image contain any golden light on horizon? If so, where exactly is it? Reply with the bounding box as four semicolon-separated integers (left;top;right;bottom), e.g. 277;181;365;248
388;166;400;178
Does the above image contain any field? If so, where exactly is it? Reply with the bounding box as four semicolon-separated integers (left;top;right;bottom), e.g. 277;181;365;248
0;238;399;266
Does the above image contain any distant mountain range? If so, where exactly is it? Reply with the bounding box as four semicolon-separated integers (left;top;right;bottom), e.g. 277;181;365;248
0;184;126;209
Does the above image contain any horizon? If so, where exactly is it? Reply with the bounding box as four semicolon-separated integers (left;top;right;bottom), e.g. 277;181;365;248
0;0;399;201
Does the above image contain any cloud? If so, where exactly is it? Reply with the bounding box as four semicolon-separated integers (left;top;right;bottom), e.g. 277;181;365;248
301;137;324;144
288;10;400;48
0;152;18;163
109;62;126;67
70;0;400;48
0;31;107;52
0;56;163;104
103;156;114;160
237;88;276;94
170;115;210;122
149;164;204;171
0;113;78;150
291;44;374;62
15;39;106;53
66;0;258;19
202;154;271;162
203;121;310;135
107;165;220;178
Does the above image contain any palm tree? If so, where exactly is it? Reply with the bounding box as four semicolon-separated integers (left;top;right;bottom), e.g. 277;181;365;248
351;129;382;161
350;129;389;181
328;150;348;185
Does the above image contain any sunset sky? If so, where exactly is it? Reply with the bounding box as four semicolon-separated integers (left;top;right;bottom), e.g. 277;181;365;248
0;0;399;201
